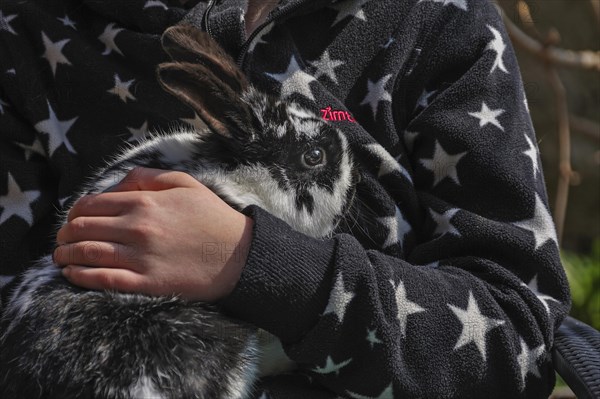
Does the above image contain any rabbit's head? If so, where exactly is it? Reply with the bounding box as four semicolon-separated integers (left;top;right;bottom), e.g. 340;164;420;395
157;25;358;238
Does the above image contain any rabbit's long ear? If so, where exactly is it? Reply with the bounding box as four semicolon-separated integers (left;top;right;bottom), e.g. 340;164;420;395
157;62;253;139
160;25;248;94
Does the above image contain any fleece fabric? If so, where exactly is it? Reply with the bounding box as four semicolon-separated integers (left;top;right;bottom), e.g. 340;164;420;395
0;0;571;398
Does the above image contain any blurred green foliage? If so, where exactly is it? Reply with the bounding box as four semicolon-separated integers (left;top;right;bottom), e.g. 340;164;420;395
561;239;600;330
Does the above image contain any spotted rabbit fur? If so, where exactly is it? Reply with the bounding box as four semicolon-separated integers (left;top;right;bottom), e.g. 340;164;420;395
0;25;358;399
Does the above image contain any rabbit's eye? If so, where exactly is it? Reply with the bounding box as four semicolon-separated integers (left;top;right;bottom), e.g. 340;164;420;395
302;147;326;167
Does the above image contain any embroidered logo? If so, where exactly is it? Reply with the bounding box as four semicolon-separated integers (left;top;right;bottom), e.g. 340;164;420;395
320;106;356;122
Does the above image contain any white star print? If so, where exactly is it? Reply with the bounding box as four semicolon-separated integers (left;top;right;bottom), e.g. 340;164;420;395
0;11;17;35
418;0;468;11
360;74;392;119
382;38;395;49
522;134;540;178
34;101;78;156
416;89;436;109
144;0;168;10
430;208;461;237
15;137;46;160
378;206;412;249
41;32;72;76
99;23;124;56
108;74;137;103
323;273;355;322
513;193;558;250
525;275;559;314
0;173;40;226
468;102;505;131
366;328;383;348
127;121;149;142
313;356;352;376
309;51;345;84
0;98;8;114
448;291;505;361
517;338;545;390
266;56;316;100
486;25;509;74
58;196;71;208
365;143;413;183
390;279;425;337
248;22;273;53
420;140;467;187
57;15;77;30
6;68;16;75
330;0;369;26
348;383;394;399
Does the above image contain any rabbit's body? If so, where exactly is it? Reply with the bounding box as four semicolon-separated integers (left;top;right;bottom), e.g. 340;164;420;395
0;26;358;399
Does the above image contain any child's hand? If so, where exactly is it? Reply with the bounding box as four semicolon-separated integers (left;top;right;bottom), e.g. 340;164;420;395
53;167;253;302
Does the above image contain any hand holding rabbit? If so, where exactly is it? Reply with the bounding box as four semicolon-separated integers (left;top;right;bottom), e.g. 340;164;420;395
54;167;253;302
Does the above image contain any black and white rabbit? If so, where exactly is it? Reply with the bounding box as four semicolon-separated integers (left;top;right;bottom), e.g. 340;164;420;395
0;25;358;399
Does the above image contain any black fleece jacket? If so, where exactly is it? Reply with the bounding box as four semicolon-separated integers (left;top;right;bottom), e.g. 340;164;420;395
0;0;571;398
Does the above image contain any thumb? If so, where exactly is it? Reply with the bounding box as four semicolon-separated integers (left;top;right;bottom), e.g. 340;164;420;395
107;167;201;192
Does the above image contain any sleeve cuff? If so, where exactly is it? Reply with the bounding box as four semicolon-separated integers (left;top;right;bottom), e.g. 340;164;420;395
219;205;337;343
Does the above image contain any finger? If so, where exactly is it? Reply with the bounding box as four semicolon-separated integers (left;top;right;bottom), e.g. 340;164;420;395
62;265;145;293
109;167;201;192
58;216;130;243
68;192;133;221
53;241;141;270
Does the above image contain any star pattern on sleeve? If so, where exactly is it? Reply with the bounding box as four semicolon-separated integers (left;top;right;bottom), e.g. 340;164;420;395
377;206;412;250
0;97;8;114
41;32;72;76
360;74;392;119
418;0;468;12
447;291;505;362
98;23;124;56
108;74;137;103
144;1;168;10
0;173;40;226
57;15;77;30
525;275;559;314
0;10;18;35
312;355;352;376
522;134;541;178
513;193;558;250
34;101;78;156
323;272;355;323
430;208;461;237
127;121;149;142
366;328;383;348
266;55;316;100
419;140;467;187
329;0;369;26
468;101;505;131
364;143;412;183
486;25;509;74
347;383;394;399
416;89;437;109
309;51;344;85
15;137;46;160
248;22;273;53
390;279;425;337
516;337;545;390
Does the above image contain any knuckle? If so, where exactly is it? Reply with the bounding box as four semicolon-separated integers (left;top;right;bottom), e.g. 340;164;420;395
69;217;87;236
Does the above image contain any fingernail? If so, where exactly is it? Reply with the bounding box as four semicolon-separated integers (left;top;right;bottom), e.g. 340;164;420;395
62;266;72;278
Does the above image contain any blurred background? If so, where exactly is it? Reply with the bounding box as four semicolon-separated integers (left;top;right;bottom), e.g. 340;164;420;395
495;0;599;397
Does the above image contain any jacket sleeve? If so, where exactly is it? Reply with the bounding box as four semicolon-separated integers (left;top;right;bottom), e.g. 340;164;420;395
220;1;571;398
0;92;57;297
